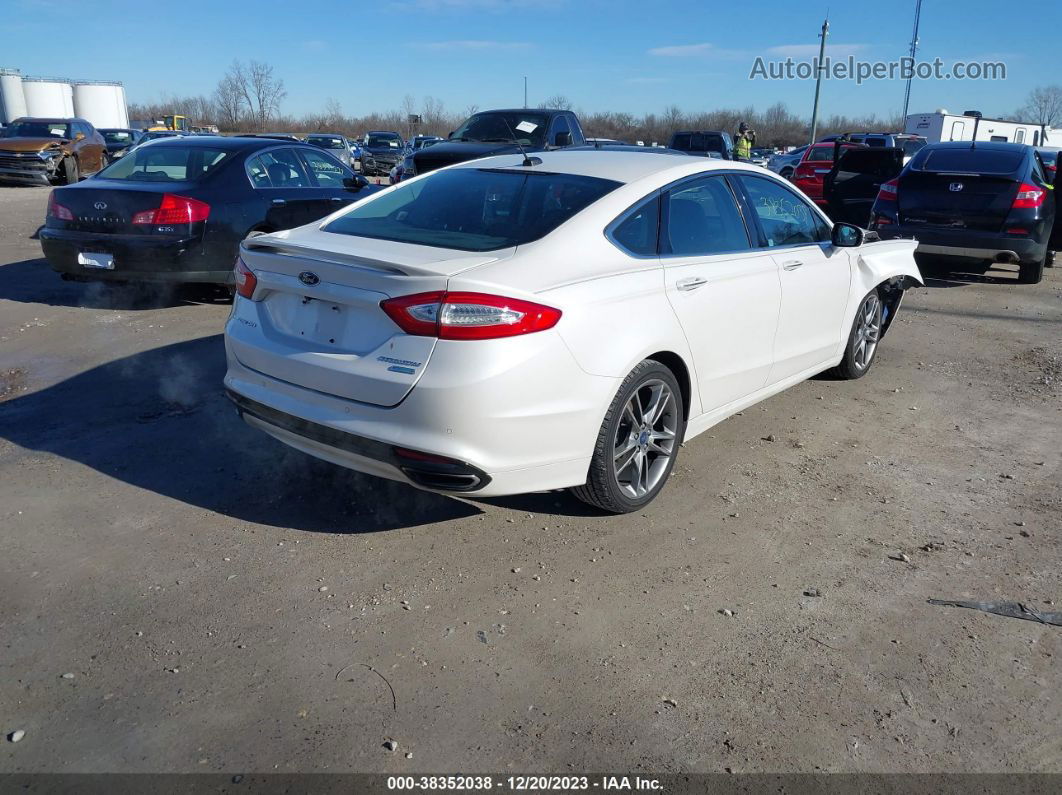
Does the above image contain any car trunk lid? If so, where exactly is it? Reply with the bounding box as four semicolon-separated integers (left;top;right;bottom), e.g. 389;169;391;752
231;229;512;406
50;181;200;235
898;172;1018;233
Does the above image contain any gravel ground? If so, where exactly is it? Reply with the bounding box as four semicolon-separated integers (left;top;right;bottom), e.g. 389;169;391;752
0;185;1059;774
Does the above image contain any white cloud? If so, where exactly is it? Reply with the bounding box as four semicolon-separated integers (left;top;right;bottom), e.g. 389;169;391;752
766;43;869;58
647;43;747;59
409;40;533;51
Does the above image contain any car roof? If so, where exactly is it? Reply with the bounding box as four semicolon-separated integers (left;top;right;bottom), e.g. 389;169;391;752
138;136;304;153
12;117;87;124
307;132;344;138
445;149;776;186
926;141;1030;152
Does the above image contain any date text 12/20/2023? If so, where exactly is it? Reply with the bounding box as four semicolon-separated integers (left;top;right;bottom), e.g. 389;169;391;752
387;776;664;791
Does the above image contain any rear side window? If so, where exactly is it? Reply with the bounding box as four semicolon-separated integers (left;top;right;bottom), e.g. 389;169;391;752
837;149;902;177
97;146;229;182
663;176;750;256
608;195;660;257
806;146;834;162
324;167;620;252
918;148;1024;174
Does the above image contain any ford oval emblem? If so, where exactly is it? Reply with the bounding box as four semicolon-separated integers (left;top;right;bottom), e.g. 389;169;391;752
949;182;964;192
94;201;107;210
298;271;320;286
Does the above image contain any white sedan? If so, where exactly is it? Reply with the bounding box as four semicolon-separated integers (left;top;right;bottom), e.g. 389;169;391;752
224;150;922;512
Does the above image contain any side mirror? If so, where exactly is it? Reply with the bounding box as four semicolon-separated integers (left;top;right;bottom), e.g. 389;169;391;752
554;131;572;147
447;131;455;139
343;175;368;191
832;222;864;248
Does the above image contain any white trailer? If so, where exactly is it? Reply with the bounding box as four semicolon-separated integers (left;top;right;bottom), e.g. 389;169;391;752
905;109;1059;147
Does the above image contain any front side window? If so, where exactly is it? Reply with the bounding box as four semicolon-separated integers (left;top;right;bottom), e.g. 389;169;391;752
663;176;750;256
247;148;311;188
324;167;620;252
738;175;823;247
299;147;350;187
96;145;230;182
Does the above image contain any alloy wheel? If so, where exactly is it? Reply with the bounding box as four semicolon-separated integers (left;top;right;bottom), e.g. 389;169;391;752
853;292;881;371
612;379;678;499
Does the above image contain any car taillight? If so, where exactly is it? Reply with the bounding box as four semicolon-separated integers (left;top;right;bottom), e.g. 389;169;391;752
132;193;211;225
1011;183;1045;210
876;179;899;202
380;291;562;340
794;163;816;180
233;256;258;299
47;191;73;221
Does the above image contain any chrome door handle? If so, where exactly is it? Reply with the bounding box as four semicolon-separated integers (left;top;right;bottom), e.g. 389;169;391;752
271;198;286;205
330;196;345;202
781;260;804;271
676;276;708;291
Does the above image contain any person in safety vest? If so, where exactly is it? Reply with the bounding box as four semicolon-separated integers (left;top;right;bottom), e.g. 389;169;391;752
734;122;756;161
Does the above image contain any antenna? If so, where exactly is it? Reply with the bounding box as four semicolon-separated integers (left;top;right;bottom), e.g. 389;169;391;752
901;0;924;120
502;116;538;167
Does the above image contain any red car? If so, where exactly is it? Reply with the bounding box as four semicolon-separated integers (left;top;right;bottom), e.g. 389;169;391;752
792;142;863;206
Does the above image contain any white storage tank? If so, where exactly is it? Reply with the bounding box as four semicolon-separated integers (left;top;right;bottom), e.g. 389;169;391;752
0;67;28;124
22;77;74;118
73;81;128;128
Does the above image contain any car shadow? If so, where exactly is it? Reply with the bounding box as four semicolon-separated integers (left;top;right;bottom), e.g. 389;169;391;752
0;257;226;310
917;257;1025;288
0;334;479;533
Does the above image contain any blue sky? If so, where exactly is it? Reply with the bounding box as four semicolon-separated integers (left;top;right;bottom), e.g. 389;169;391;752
3;0;1055;121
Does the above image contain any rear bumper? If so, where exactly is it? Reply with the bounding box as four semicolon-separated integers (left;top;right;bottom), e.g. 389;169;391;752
40;228;234;284
876;226;1045;263
222;318;615;497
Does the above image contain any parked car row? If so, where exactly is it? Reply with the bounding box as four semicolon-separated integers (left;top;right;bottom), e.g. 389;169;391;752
24;104;932;513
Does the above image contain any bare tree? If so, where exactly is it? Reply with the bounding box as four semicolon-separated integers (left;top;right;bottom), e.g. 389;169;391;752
247;60;287;128
422;96;446;129
463;104;480;119
324;97;343;129
538;94;572;111
1016;85;1062;127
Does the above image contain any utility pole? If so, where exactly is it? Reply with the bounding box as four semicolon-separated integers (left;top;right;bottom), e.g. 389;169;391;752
808;16;829;146
523;76;528;109
901;0;924;121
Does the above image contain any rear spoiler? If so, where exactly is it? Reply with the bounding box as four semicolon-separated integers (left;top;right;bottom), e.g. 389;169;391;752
242;237;426;277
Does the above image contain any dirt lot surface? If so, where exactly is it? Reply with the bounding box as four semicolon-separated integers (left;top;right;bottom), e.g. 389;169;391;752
1;185;1060;774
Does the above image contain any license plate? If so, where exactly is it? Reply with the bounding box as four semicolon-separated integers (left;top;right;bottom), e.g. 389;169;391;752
78;252;114;270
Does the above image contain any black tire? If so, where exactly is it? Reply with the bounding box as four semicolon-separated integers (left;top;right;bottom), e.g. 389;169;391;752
62;157;79;185
832;288;884;380
780;167;794;179
1018;251;1045;284
1047;250;1055;268
572;360;686;513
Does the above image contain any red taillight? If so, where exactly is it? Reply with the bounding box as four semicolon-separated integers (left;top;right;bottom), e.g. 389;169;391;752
876;178;899;202
233;256;257;299
1011;183;1045;210
1006;227;1030;235
132;193;211;225
380;291;562;340
794;163;816;180
47;191;73;221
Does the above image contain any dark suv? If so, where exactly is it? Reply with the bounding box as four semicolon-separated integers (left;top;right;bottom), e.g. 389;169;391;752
668;130;734;160
360;131;404;176
870;142;1056;284
410;109;586;177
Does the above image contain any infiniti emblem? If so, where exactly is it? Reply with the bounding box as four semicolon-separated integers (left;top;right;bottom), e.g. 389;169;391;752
949;182;964;192
94;201;108;210
298;271;320;286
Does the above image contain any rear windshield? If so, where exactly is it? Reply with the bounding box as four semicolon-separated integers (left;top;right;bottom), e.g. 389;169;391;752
916;147;1024;174
807;145;847;162
900;137;927;156
837;149;902;176
102;130;135;144
309;137;345;149
671;133;726;153
97;145;231;182
324;167;620;251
